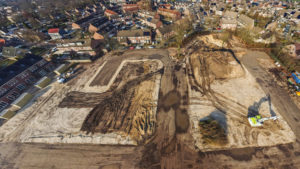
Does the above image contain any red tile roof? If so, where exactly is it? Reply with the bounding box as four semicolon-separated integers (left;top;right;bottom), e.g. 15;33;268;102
123;4;139;11
123;4;139;7
160;4;171;8
124;7;139;12
48;28;59;34
0;39;5;47
105;9;117;15
158;8;180;16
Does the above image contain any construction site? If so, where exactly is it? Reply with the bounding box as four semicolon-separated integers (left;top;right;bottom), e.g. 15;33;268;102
186;35;295;151
0;35;300;169
0;51;164;145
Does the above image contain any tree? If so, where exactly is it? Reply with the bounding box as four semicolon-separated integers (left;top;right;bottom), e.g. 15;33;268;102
174;18;193;48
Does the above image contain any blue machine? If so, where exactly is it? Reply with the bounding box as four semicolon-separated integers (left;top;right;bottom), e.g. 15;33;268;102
292;72;300;84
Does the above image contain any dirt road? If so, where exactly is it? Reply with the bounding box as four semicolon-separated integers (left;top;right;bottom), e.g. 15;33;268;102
0;143;142;169
242;51;300;138
1;50;300;169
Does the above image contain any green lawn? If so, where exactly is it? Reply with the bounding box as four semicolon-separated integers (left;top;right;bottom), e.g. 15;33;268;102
0;58;16;69
30;47;47;56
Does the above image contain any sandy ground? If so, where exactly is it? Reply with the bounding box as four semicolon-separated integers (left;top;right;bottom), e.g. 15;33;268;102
189;68;295;151
186;36;295;151
0;56;162;145
1;47;300;169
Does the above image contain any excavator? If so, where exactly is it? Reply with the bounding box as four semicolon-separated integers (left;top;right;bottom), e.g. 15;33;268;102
248;95;279;127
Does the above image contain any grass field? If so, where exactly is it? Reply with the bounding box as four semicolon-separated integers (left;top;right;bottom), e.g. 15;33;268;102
0;58;16;69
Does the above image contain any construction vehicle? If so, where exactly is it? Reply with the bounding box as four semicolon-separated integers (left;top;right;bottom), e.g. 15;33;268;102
248;115;279;127
248;95;279;127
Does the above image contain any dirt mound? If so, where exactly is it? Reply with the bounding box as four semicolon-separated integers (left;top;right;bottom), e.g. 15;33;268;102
190;51;244;83
198;34;226;48
199;117;228;145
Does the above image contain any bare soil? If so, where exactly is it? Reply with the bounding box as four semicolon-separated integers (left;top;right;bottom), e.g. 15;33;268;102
90;58;122;86
1;45;300;169
0;50;164;145
186;37;294;151
58;91;112;108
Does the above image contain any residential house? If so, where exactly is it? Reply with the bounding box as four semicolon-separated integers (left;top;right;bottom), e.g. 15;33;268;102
48;28;63;40
137;11;156;19
2;47;17;58
93;23;117;40
54;40;96;56
238;14;255;29
0;39;5;48
105;9;118;20
160;4;172;10
156;25;174;41
143;18;162;29
137;12;162;29
220;11;238;30
109;0;126;5
122;4;139;13
2;46;27;59
157;8;181;20
72;14;96;30
117;29;151;45
88;17;110;33
0;54;54;112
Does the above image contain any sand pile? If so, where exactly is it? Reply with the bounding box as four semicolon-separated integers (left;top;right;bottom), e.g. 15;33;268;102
198;35;226;48
190;51;245;86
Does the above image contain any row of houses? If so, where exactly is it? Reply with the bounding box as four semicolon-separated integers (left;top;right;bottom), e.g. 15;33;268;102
137;11;162;29
117;29;151;45
157;8;181;20
220;11;255;30
0;54;54;113
54;40;96;56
